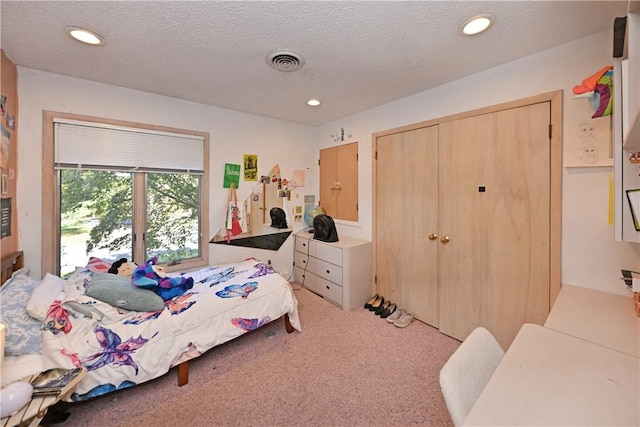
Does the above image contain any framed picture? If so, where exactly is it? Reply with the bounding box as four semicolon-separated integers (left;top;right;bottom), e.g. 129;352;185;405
626;189;640;231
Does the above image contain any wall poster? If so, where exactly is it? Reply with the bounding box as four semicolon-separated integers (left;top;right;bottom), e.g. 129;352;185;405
1;197;11;238
243;154;258;181
1;124;9;171
223;163;241;189
565;117;613;167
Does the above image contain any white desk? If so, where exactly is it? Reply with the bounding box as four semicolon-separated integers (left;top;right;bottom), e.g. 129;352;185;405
463;324;639;426
544;284;640;357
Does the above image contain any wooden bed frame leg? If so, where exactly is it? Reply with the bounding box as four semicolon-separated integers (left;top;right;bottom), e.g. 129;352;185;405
176;315;292;388
284;313;294;333
177;361;189;386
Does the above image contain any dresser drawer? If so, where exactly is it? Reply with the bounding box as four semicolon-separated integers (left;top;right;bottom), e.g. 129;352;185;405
315;258;343;285
294;266;316;288
294;251;316;273
315;276;343;306
315;242;342;266
295;236;313;254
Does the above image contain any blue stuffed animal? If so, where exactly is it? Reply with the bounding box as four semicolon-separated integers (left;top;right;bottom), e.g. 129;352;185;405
132;256;194;301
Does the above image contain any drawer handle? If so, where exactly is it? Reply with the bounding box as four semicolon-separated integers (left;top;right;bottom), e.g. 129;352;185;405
302;260;306;264
302;243;306;247
326;285;330;290
326;269;330;274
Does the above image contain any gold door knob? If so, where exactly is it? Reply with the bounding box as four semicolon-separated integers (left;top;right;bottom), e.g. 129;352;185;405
428;233;438;240
440;236;450;243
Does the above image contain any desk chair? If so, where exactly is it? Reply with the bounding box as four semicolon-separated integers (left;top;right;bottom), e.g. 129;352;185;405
439;327;505;426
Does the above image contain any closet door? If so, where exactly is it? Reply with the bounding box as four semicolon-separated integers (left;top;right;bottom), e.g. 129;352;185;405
375;126;439;326
438;102;551;348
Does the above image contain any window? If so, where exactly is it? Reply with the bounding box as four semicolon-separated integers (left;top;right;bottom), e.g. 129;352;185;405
43;112;209;276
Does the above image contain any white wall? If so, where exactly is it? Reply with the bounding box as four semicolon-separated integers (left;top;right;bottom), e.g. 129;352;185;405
314;29;639;296
16;29;640;295
16;68;317;279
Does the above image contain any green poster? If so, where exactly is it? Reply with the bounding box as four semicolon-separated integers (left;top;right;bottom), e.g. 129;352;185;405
223;163;241;189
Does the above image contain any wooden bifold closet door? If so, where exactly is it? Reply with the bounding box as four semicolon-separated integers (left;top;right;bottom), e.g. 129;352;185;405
438;102;551;348
375;97;556;349
375;126;439;327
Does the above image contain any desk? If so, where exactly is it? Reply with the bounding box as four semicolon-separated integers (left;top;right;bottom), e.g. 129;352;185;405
463;324;639;426
1;368;86;427
544;284;640;357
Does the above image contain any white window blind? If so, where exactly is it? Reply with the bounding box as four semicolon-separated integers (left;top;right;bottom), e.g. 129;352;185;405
54;119;204;173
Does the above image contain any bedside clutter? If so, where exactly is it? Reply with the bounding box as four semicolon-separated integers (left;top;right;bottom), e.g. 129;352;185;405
460;285;640;426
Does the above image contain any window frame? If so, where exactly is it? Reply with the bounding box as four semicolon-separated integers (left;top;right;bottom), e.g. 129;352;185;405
42;111;209;275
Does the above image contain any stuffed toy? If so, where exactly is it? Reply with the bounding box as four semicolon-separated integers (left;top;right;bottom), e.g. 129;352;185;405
573;65;614;118
131;256;194;301
108;258;138;279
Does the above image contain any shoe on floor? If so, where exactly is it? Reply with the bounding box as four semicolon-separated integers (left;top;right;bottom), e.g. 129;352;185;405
369;295;384;312
375;300;391;316
386;308;403;323
364;294;379;309
380;302;397;318
394;312;413;328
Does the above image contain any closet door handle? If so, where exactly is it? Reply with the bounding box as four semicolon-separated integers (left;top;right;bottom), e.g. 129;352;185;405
428;233;438;240
440;236;450;244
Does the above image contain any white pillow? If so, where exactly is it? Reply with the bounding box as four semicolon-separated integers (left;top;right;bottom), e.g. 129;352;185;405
26;273;66;321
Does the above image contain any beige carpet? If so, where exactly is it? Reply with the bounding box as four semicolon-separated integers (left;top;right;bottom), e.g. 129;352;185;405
44;286;460;426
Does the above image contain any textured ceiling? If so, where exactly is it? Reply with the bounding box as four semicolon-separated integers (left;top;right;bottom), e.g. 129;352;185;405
1;1;637;126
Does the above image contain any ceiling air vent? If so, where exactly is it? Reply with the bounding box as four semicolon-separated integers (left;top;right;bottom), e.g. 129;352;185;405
266;49;305;72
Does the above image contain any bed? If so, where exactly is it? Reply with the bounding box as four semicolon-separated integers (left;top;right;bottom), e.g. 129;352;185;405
0;251;300;402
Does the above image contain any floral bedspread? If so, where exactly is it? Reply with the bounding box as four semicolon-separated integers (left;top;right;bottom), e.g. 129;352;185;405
40;259;301;401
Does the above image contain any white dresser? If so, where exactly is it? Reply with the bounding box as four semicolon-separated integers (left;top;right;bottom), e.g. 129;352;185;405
293;231;372;310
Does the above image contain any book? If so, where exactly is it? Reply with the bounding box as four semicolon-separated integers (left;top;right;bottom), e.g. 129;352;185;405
30;368;84;396
621;270;640;292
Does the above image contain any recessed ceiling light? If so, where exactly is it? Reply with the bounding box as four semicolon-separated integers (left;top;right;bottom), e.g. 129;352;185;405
65;26;106;46
459;14;495;36
307;99;321;107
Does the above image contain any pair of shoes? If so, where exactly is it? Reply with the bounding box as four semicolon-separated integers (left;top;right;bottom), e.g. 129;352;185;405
364;294;379;309
375;300;392;316
386;308;403;323
368;295;384;312
394;311;414;328
379;302;397;318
